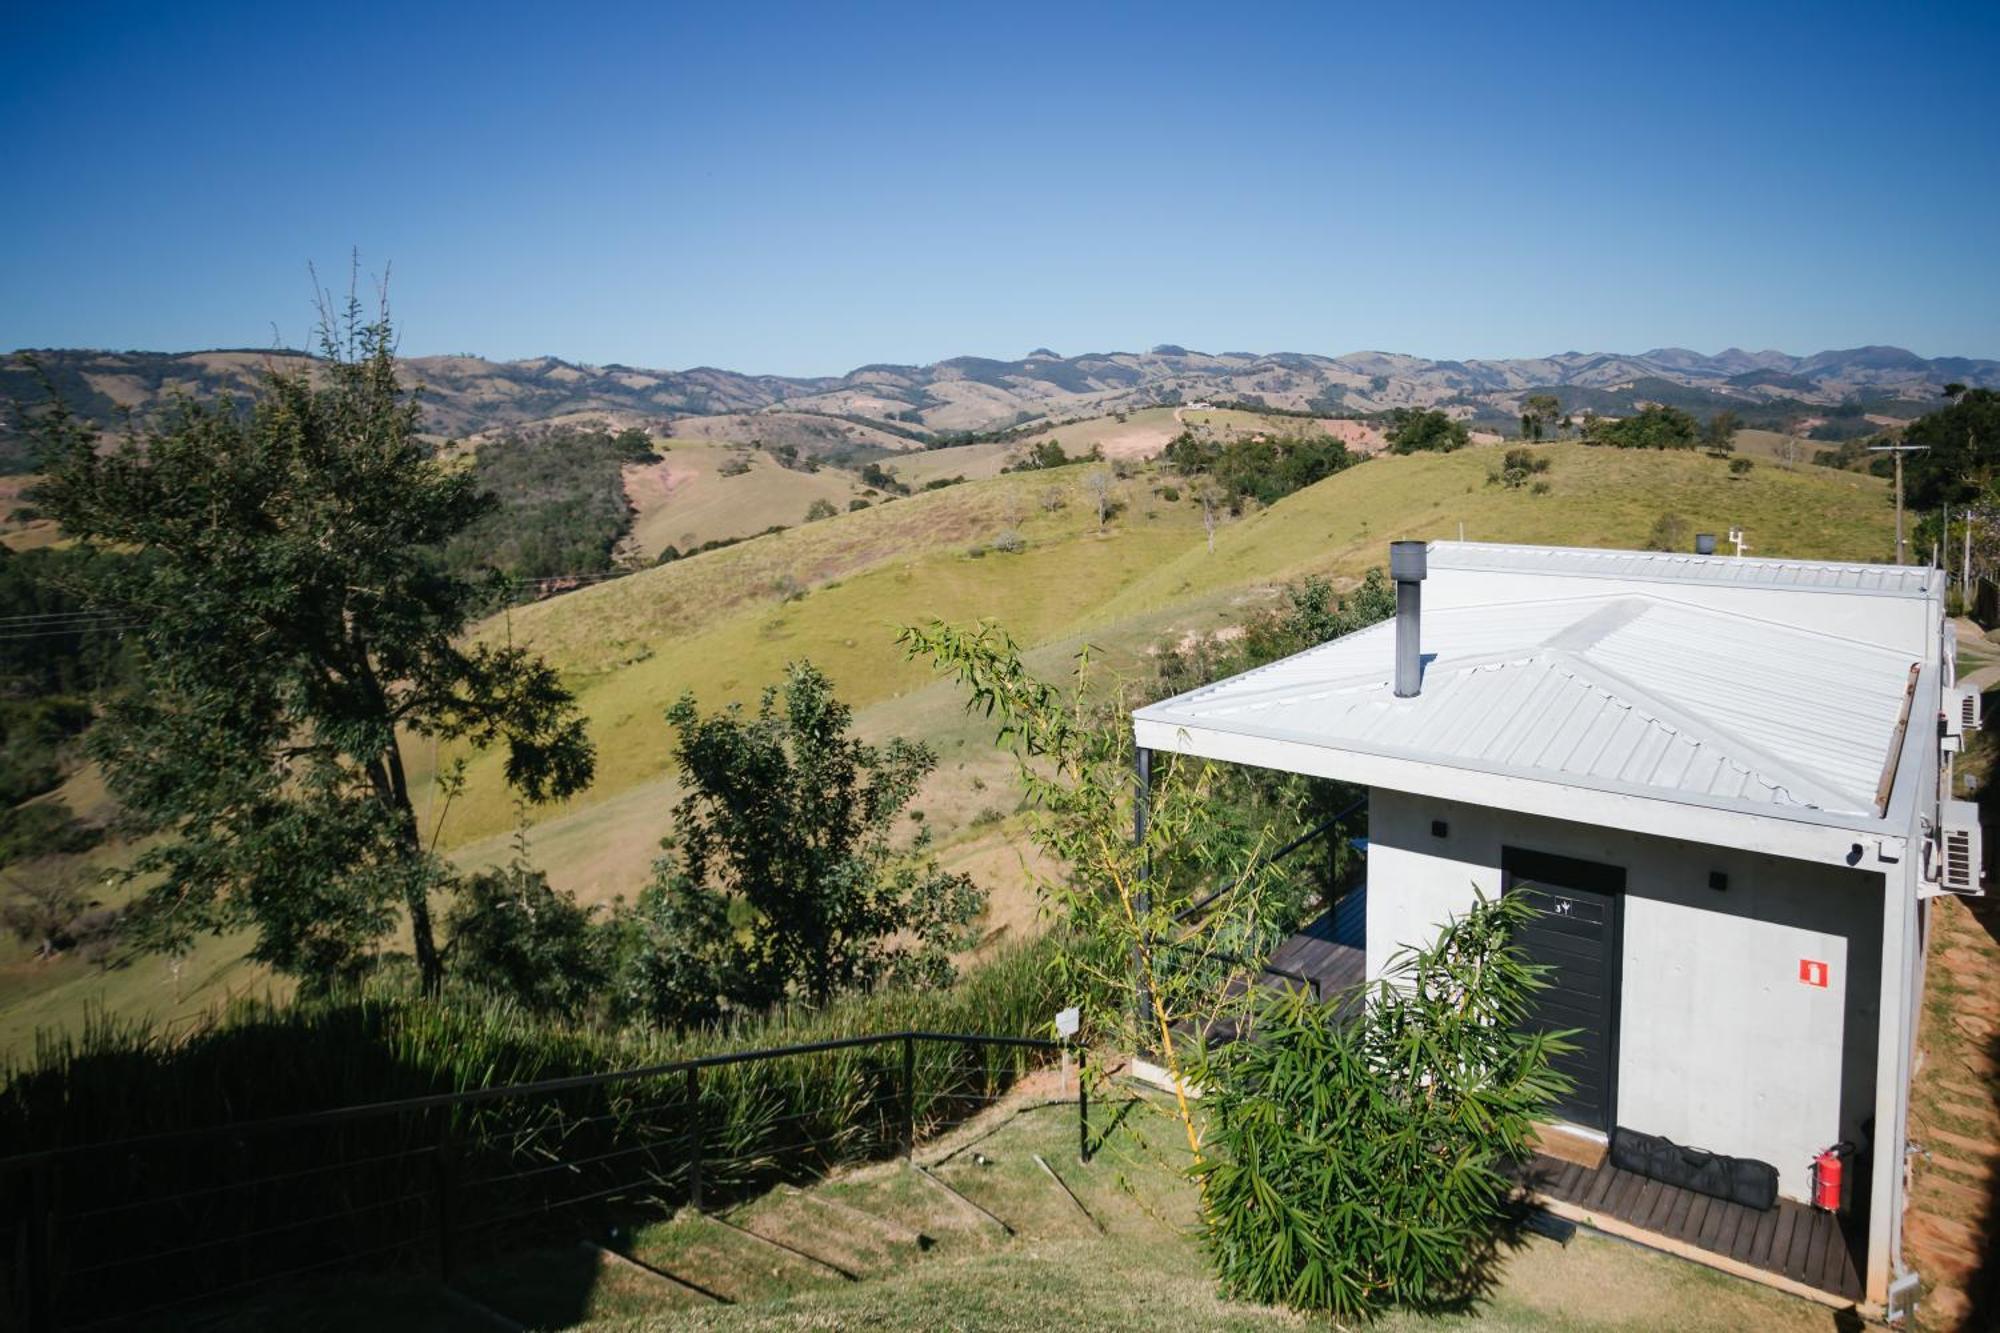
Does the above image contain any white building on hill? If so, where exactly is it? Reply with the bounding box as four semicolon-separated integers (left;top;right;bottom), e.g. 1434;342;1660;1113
1134;539;1979;1316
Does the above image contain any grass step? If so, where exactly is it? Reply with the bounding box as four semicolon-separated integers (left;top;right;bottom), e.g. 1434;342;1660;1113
629;1207;851;1305
814;1160;1013;1251
454;1242;710;1328
728;1184;936;1276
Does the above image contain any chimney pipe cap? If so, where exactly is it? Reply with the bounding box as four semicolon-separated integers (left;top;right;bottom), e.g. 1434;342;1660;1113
1694;533;1717;556
1389;541;1428;582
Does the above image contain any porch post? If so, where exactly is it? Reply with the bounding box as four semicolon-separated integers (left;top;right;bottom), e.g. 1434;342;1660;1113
1133;745;1153;1050
1864;852;1919;1307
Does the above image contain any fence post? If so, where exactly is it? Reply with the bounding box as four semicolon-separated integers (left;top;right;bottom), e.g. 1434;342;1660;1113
433;1112;457;1283
1077;1047;1090;1165
684;1066;703;1212
901;1034;916;1162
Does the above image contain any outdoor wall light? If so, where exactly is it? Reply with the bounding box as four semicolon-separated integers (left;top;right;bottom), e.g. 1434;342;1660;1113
1431;819;1448;839
1708;870;1729;893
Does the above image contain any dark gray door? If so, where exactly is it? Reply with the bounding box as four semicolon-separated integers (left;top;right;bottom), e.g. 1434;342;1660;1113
1504;848;1623;1132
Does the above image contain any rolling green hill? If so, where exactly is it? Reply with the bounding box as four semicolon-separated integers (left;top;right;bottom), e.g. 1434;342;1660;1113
0;442;1896;1059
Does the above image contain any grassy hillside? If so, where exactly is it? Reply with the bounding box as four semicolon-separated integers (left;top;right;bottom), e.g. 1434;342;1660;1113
0;442;1897;1059
624;442;868;558
420;441;1893;884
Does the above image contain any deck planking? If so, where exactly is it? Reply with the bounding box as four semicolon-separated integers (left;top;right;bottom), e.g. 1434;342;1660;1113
1509;1152;1863;1302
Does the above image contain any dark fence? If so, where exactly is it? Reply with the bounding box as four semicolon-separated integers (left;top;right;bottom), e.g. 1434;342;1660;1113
0;1030;1068;1330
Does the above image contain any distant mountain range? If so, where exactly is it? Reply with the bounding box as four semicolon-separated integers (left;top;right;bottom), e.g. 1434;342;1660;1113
5;342;1992;466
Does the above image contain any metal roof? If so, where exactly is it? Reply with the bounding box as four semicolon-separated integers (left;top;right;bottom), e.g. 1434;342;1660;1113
1133;594;1919;822
1427;541;1943;598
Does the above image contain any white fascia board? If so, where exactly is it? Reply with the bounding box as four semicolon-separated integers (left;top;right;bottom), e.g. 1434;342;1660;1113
1133;717;1897;867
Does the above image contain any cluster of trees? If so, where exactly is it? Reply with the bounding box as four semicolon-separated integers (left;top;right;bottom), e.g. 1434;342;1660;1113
14;308;979;1027
450;663;982;1026
440;422;659;592
1002;438;1103;472
1161;429;1357;509
1580;404;1739;452
856;460;909;493
1383;408;1469;453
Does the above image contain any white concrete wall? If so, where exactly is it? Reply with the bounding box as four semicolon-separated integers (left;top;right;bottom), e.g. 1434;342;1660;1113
1367;788;1884;1202
1421;566;1935;657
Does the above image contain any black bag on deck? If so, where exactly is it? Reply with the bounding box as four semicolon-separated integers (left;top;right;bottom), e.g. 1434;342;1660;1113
1609;1127;1779;1212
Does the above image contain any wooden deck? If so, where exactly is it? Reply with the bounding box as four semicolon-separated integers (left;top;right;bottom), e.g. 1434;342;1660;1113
1509;1151;1865;1303
1265;884;1367;998
1169;887;1369;1046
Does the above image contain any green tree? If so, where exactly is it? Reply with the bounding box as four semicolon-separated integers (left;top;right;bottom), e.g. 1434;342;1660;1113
1384;408;1470;453
1703;409;1740;454
1585;404;1699;449
645;661;983;1016
803;497;839;522
1192;892;1570;1318
1519;393;1560;441
26;301;595;992
1904;388;2000;510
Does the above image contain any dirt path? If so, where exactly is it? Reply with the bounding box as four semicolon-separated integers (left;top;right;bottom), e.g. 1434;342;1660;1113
1905;892;2000;1328
1906;633;2000;1327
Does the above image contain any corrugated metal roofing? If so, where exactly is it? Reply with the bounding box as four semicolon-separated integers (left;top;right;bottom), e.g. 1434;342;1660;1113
1428;541;1942;598
1134;594;1917;820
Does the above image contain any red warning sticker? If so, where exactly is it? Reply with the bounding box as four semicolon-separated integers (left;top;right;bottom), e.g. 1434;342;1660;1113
1799;959;1829;988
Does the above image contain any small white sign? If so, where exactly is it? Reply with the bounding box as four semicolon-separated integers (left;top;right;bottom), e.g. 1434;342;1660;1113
1054;1006;1081;1039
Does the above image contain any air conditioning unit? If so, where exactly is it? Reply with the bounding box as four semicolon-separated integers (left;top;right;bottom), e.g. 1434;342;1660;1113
1940;799;1984;896
1942;689;1980;753
1956;688;1982;735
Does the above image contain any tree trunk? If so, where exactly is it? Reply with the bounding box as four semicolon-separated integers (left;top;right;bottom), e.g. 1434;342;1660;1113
381;737;444;994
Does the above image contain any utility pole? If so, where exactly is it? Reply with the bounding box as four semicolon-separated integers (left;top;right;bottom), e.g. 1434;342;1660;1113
1964;510;1974;601
1867;443;1929;565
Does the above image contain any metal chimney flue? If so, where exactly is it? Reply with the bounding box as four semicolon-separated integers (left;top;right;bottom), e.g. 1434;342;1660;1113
1390;541;1427;698
1695;533;1717;556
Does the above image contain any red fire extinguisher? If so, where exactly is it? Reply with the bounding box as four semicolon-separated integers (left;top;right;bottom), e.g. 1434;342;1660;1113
1811;1142;1853;1212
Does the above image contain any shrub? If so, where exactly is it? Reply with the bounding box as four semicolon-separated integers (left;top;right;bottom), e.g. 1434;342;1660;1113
1647;511;1692;551
847;498;872;512
989;529;1026;554
1158;485;1181;502
804;497;839;522
446;848;607;1020
1494;447;1552;490
1730;456;1754;476
1192;893;1570;1319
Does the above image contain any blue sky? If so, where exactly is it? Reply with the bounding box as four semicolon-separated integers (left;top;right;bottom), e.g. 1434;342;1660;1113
3;1;1996;374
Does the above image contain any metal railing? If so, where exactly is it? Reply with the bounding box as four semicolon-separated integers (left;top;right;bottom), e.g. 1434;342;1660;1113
0;1029;1071;1331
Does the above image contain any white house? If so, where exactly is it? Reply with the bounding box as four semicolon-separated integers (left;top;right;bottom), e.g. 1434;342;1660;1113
1132;539;1981;1316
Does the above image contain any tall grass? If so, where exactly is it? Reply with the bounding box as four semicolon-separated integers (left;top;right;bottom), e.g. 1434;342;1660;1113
0;937;1087;1326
